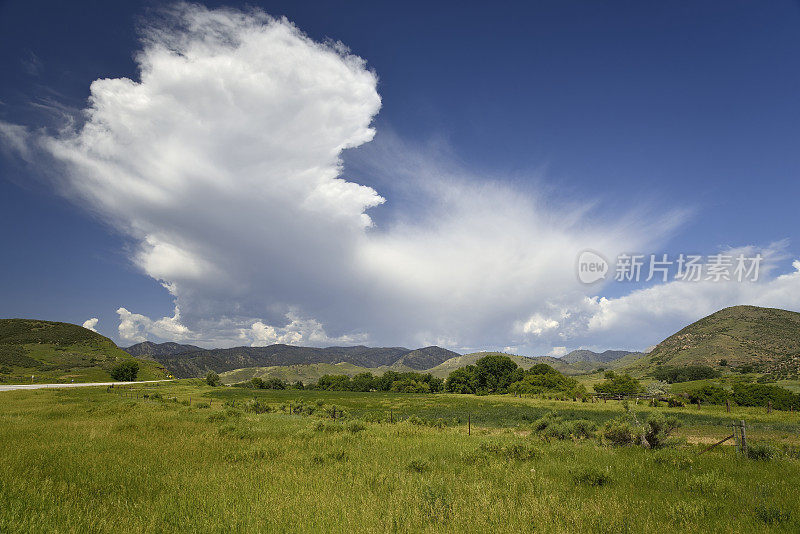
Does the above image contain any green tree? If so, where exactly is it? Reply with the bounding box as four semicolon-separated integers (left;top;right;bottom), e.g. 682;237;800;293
445;366;478;393
351;372;376;392
509;364;584;396
594;372;643;396
390;379;431;393
475;354;521;393
110;360;139;382
251;377;265;389
205;371;221;386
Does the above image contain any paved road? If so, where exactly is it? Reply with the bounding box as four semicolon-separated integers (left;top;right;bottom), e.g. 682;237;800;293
0;380;172;392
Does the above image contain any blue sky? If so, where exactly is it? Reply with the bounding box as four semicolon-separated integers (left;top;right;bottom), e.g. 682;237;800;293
1;1;799;354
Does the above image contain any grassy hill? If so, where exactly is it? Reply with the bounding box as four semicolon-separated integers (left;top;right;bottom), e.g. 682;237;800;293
619;306;800;378
0;319;169;383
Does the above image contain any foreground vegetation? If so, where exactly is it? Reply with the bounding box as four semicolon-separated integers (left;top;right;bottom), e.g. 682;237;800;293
1;382;800;532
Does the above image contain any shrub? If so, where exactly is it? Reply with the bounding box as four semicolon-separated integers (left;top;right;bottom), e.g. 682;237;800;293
666;397;685;407
243;399;272;414
572;466;611;487
542;422;571;441
195;402;210;409
746;443;776;461
347;421;366;433
407;459;430;473
531;412;561;432
642;413;680;449
479;442;540;461
732;383;800;411
110;360;139;381
205;372;221;387
603;418;638;446
686;384;729;405
755;506;790;524
568;419;597;440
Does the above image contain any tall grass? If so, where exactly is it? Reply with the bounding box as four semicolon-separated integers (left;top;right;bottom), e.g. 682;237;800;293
0;385;798;532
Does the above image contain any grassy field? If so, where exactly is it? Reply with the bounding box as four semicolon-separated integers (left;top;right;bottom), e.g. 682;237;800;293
1;384;799;533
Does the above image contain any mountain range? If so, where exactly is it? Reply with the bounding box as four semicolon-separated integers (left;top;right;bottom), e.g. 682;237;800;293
124;342;461;378
4;304;799;385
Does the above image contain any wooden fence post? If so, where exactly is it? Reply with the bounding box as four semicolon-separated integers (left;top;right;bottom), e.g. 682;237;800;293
740;420;747;456
726;399;730;413
468;413;471;436
390;409;393;424
767;401;772;414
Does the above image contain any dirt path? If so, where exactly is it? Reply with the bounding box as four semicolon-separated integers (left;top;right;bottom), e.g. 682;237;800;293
0;380;172;392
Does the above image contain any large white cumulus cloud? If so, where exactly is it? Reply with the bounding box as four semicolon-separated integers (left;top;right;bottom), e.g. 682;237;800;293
41;4;386;345
4;3;798;352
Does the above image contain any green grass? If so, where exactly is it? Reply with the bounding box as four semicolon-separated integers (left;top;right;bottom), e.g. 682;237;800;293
1;385;799;532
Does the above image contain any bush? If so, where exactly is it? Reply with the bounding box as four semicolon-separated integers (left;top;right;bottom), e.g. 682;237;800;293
479;442;540;461
542;422;571;440
603;418;638;446
642;413;680;449
732;383;800;411
407;459;430;473
572;466;611;487
568;419;598;439
347;421;366;433
686;384;729;405
531;412;561;432
746;443;776;461
755;506;791;524
110;360;139;381
205;371;221;387
666;397;685;407
530;414;596;441
243;399;272;414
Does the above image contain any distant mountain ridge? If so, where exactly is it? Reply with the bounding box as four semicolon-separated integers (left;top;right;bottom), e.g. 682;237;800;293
124;342;460;378
125;341;204;357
